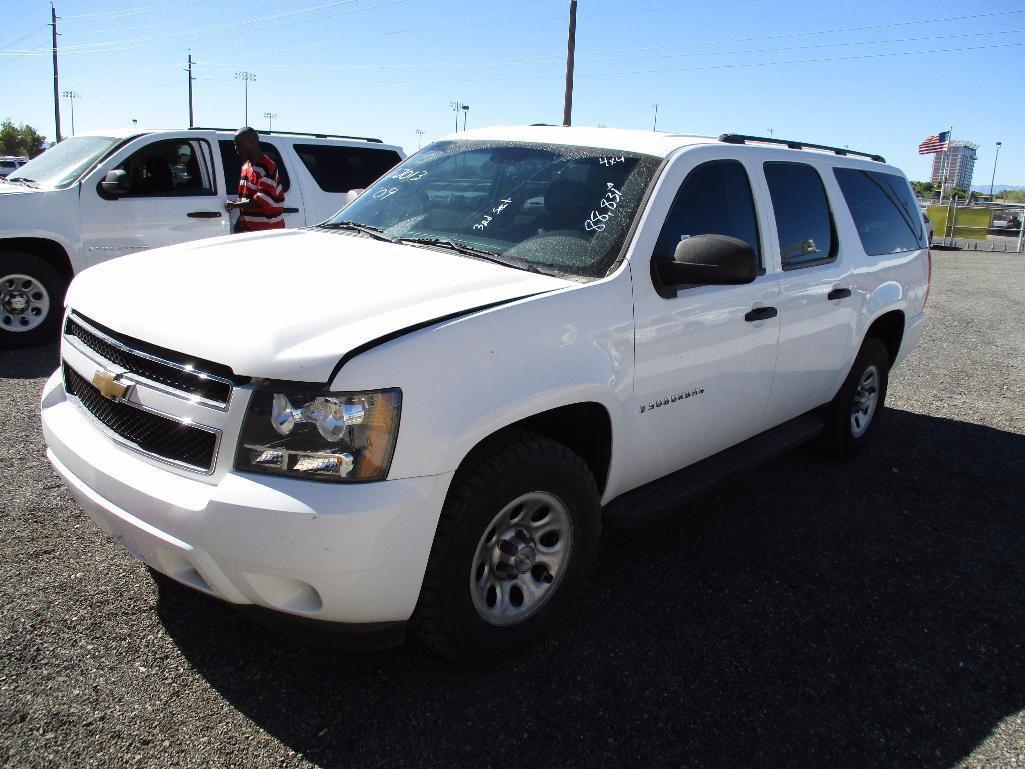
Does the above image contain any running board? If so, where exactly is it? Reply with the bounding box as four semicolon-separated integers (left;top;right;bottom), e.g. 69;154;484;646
603;412;824;526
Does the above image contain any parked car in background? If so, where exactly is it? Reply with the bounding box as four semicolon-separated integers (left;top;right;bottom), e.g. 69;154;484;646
923;211;933;246
41;126;929;659
0;128;404;347
0;155;28;178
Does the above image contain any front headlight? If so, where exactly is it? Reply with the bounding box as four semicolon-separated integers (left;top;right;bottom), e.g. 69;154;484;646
235;388;402;482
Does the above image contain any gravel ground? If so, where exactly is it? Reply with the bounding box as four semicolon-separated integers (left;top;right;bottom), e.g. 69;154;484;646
2;251;1023;768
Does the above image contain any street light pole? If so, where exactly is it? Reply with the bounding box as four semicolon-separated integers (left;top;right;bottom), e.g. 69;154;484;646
61;90;79;136
264;112;277;132
990;141;1002;198
235;71;255;125
651;103;659;131
462;104;470;132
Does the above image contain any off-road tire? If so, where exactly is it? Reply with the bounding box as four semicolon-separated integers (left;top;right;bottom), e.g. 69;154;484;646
0;251;67;349
819;337;890;459
412;430;601;661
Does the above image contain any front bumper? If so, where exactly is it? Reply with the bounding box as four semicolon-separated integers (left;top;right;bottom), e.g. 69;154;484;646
41;369;453;627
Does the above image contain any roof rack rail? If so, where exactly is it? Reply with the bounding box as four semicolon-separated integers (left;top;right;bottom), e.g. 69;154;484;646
718;133;884;163
191;127;383;144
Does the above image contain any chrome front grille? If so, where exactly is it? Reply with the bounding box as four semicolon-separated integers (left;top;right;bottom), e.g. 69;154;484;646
63;313;234;408
63;364;219;472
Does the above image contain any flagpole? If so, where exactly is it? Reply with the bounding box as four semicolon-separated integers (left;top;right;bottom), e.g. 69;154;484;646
940;125;954;200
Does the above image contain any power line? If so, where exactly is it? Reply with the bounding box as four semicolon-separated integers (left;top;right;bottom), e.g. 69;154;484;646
196;25;1025;74
60;0;210;21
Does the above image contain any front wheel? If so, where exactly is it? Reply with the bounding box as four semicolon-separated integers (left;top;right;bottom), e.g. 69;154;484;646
818;337;890;459
0;252;67;349
412;430;601;661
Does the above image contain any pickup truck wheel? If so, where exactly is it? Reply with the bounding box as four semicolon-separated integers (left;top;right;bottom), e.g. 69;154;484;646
819;337;889;459
412;430;601;661
0;252;66;349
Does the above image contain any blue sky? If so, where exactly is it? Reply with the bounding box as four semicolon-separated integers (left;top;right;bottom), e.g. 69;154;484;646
2;0;1023;185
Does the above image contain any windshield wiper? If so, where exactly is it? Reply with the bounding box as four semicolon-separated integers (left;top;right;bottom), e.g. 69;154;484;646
4;177;38;188
396;236;521;265
320;220;396;242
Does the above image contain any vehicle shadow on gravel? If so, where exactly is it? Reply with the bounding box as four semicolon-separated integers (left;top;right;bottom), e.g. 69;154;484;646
156;407;1025;769
0;343;59;380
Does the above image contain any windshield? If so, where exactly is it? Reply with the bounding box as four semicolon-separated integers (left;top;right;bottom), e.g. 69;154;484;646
327;140;661;278
7;135;121;189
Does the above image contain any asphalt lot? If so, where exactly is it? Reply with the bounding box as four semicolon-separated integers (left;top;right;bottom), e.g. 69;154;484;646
2;251;1023;768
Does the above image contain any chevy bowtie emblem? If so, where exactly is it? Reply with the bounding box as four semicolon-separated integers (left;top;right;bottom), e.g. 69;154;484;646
92;370;131;401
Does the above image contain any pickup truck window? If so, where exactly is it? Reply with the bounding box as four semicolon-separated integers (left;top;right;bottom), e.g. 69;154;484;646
219;140;291;194
294;144;402;193
328;140;660;279
654;160;761;266
6;135;120;189
110;139;214;197
764;161;837;269
833;168;923;256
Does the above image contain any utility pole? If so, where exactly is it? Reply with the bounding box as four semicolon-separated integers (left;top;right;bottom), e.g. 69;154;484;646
235;71;255;125
562;0;577;126
651;103;659;131
62;90;79;136
186;51;195;128
989;141;1002;198
50;3;61;143
449;101;461;132
415;129;425;149
263;112;277;131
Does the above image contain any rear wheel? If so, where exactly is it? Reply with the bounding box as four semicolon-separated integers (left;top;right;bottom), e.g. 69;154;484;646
818;337;890;459
0;251;66;349
412;430;601;661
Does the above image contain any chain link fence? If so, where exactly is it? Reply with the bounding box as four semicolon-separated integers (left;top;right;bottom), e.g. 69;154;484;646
921;199;1025;253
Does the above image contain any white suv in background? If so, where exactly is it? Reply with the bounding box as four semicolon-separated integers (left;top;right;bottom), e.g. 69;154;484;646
0;128;403;348
41;126;928;660
0;155;28;178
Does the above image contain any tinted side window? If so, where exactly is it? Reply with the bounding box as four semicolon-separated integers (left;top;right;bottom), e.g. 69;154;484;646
113;139;214;197
655;160;760;265
764;162;836;269
834;168;923;256
294;144;401;193
219;140;291;193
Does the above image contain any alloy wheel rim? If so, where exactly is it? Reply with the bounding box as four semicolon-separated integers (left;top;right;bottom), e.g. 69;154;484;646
1;273;50;333
469;491;573;626
850;364;879;438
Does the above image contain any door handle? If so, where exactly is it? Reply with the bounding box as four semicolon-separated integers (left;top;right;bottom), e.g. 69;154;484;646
187;211;222;218
282;207;299;214
827;287;852;301
744;306;778;322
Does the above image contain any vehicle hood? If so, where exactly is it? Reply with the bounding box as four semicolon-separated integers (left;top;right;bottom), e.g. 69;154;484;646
66;228;573;382
0;182;44;196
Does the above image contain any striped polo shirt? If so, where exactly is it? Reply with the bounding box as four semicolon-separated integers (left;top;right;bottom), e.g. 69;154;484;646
238;154;285;231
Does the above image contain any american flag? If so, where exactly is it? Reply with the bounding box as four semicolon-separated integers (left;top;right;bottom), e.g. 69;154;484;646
918;131;950;154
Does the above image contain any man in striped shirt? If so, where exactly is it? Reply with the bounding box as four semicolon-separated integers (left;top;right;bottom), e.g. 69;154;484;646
226;126;285;232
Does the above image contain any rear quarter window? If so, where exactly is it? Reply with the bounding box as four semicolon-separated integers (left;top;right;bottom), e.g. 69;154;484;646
219;140;291;193
833;168;923;256
294;144;402;193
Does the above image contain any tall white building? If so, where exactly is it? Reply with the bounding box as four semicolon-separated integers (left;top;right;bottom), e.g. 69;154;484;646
931;141;978;190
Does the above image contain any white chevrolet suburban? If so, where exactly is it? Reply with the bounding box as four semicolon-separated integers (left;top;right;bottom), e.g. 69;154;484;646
1;128;403;348
41;126;929;659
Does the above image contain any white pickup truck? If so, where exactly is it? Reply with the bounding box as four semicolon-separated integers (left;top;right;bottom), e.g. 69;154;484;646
0;127;403;347
42;126;928;660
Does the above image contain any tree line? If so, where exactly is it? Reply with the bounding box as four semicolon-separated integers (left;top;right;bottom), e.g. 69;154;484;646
1;119;48;158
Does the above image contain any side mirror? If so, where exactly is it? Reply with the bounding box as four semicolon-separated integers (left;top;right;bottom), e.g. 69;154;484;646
660;234;759;286
100;169;129;197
